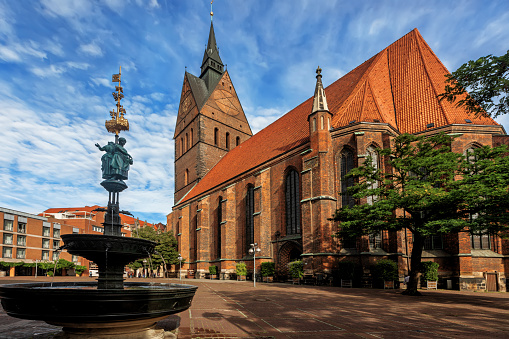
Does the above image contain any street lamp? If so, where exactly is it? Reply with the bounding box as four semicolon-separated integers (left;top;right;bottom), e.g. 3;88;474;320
143;259;147;278
178;254;182;282
35;260;40;278
248;243;261;287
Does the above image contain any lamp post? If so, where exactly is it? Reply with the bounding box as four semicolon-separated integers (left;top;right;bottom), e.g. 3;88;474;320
35;260;40;278
249;243;261;287
143;259;147;278
178;254;182;282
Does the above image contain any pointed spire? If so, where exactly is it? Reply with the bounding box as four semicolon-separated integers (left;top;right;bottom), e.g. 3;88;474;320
201;21;223;74
200;14;224;90
311;66;329;114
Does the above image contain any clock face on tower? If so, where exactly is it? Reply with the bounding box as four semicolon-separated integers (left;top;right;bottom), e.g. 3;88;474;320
180;95;192;114
215;89;239;116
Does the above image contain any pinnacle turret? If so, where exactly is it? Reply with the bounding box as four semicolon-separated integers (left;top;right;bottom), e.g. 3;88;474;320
311;66;329;114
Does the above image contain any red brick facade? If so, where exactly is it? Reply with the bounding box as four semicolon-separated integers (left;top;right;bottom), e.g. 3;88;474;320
168;27;509;291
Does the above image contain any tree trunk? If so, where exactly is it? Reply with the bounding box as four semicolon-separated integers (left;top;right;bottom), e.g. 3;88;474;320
402;232;424;296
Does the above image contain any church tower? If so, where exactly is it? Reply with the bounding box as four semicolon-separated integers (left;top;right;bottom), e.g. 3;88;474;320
173;14;252;204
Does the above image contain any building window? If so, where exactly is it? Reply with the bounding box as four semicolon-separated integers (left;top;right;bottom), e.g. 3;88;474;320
226;132;230;149
18;222;26;233
42;250;49;260
72;255;78;262
73;228;80;234
312;118;316;132
3;247;12;258
424;235;443;250
42;239;50;249
52;252;59;261
471;232;490;250
17;235;26;246
184;168;189;186
369;232;382;250
214;128;219;146
217;197;223;259
3;233;13;245
190;128;194;146
43;226;51;237
285;169;301;235
53;240;60;249
366;146;379;205
16;248;25;259
320;116;324;130
53;228;60;238
236;136;240;146
4;219;13;231
185;133;189;151
92;226;103;233
180;137;184;155
246;185;255;253
340;149;355;208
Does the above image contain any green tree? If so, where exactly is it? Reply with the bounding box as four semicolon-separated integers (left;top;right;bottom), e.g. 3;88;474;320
439;50;509;118
128;226;180;276
333;133;470;295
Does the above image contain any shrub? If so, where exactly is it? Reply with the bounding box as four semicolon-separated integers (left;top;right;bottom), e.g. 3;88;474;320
371;259;398;285
209;265;218;275
260;262;275;277
236;262;247;276
288;260;304;279
420;261;439;282
74;265;87;275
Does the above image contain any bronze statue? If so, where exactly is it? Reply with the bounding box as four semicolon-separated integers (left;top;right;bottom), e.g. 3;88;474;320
95;137;133;181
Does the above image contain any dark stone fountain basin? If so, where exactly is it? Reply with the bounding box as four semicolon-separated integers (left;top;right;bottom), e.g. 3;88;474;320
0;281;197;324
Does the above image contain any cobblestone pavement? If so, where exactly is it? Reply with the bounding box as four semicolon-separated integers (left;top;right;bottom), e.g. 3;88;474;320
1;276;509;338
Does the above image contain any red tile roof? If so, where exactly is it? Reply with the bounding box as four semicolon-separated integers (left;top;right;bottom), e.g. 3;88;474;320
42;206;154;228
178;28;499;205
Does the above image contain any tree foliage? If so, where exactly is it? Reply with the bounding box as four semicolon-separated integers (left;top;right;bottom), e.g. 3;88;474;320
439;50;509;118
128;226;180;273
332;133;509;295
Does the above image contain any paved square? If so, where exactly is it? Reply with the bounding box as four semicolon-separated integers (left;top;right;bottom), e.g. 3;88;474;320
1;277;509;338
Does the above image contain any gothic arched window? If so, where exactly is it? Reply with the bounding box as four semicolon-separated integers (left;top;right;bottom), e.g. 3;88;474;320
285;169;301;235
236;136;240;146
340;149;355;208
226;132;230;150
366;146;379;205
214;128;219;146
217;197;222;259
246;185;255;253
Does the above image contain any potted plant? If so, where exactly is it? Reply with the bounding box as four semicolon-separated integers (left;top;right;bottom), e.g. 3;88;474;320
209;265;218;280
372;259;398;289
420;261;439;289
261;262;275;282
236;262;247;281
288;260;304;284
74;265;87;277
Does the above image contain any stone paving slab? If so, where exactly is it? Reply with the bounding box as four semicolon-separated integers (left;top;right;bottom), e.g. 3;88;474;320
1;276;509;338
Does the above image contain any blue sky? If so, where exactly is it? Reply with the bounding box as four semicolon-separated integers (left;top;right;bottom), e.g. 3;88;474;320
1;0;508;224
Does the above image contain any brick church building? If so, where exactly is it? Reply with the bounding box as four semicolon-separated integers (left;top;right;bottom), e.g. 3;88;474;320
167;21;509;291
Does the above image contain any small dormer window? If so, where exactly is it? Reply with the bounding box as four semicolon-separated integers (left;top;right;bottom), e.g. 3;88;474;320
465;119;472;123
426;123;435;128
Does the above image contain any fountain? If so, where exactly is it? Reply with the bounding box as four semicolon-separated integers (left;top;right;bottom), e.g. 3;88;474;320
0;67;197;338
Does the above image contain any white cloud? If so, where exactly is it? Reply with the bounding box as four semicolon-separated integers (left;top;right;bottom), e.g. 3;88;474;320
90;77;111;87
0;45;20;62
79;42;103;57
40;0;93;19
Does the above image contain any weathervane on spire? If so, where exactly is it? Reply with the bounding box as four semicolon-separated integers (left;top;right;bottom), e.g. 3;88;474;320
105;66;129;136
210;1;214;21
